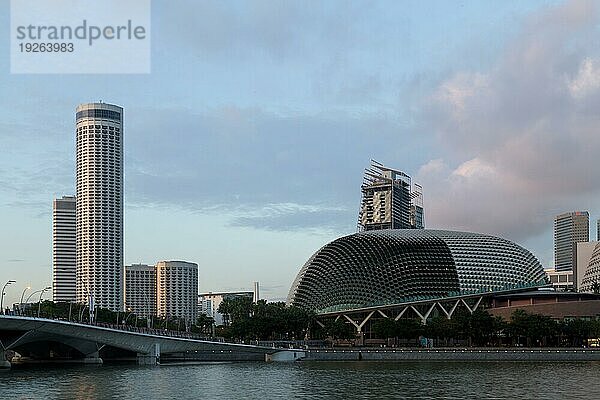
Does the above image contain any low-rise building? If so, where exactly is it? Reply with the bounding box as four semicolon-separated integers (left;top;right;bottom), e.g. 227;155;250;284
545;269;574;292
198;291;253;325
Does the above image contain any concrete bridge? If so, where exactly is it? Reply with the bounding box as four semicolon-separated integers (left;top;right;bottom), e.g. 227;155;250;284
0;315;305;367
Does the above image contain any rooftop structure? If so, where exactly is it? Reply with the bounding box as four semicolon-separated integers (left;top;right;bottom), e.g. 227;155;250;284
357;160;424;231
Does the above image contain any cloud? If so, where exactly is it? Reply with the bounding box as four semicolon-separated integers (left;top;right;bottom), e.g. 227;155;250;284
568;58;600;98
157;0;367;63
125;106;406;233
229;202;352;233
418;0;600;242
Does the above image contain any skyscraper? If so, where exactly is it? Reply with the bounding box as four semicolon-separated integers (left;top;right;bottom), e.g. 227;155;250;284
358;160;424;231
124;264;156;317
75;102;124;311
554;211;589;272
52;195;76;302
156;261;198;326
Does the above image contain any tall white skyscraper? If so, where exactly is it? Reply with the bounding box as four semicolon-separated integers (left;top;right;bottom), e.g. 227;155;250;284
52;195;76;302
75;102;124;311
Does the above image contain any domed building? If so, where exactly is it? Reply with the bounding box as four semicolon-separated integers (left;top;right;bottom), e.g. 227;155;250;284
287;230;547;313
580;242;600;293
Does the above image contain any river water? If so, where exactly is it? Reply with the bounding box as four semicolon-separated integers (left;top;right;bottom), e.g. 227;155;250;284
1;361;600;399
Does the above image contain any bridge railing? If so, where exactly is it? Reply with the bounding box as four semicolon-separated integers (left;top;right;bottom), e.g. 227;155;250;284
91;322;225;342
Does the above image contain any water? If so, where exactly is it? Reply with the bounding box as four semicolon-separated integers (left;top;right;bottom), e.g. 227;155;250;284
1;361;600;399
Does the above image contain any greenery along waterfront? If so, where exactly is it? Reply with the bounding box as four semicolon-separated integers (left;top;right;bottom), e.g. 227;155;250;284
216;297;600;347
24;298;600;347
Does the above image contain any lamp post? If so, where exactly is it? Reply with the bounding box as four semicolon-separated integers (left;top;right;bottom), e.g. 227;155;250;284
122;307;134;326
79;304;88;323
143;292;153;329
1;280;16;315
24;289;42;316
37;286;51;318
19;286;31;316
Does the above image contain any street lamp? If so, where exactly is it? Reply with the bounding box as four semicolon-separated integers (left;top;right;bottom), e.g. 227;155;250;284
1;280;16;315
37;286;52;318
24;289;43;317
122;307;134;326
19;286;31;316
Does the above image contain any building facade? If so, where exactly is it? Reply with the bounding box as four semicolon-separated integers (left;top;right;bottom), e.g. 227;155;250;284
156;261;198;325
581;242;600;293
554;211;589;272
358;160;424;231
124;264;156;317
574;241;599;291
288;229;547;313
75;102;124;311
52;195;76;302
545;269;574;292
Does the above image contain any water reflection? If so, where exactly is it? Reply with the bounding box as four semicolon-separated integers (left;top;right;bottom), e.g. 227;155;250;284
1;361;599;399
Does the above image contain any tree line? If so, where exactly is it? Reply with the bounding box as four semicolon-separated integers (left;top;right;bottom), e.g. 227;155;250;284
370;309;600;347
215;296;600;346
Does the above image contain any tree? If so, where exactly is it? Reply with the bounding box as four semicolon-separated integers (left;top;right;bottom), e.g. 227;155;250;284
194;314;215;334
218;296;253;326
324;320;355;340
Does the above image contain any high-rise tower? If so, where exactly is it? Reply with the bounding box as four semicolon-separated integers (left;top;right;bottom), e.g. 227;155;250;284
52;195;76;302
75;102;124;311
358;160;424;231
554;211;589;272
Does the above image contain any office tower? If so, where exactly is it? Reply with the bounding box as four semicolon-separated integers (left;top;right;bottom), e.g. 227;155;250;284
554;211;589;272
75;102;124;311
156;261;198;325
358;160;424;231
52;195;76;302
124;264;156;317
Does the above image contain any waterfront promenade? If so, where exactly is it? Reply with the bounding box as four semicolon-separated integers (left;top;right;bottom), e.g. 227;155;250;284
303;347;600;361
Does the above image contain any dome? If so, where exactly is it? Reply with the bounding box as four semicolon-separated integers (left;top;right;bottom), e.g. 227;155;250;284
287;229;547;312
580;242;600;293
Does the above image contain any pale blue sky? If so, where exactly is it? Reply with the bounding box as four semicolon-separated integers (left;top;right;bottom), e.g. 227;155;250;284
3;0;600;307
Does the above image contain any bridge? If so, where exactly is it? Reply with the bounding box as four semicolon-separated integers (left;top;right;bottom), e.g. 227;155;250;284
0;315;305;368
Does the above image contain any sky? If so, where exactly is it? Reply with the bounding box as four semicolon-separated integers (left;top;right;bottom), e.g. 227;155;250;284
2;0;600;307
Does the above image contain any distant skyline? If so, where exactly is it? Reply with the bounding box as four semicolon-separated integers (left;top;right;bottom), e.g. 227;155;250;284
2;0;600;307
